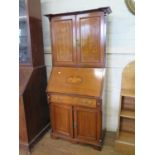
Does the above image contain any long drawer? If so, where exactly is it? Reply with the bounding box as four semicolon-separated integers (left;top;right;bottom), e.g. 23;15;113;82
48;94;97;108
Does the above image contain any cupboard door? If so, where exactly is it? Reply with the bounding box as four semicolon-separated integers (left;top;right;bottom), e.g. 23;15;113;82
76;12;105;67
50;103;73;138
74;106;101;143
51;15;76;66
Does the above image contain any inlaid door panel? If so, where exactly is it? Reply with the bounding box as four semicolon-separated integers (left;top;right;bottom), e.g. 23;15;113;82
74;106;101;142
76;12;105;67
51;15;76;66
50;103;73;138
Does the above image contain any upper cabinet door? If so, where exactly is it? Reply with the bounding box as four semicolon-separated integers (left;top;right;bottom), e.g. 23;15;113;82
76;12;105;67
51;15;77;66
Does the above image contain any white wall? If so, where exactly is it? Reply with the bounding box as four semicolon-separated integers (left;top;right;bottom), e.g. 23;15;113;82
40;0;135;131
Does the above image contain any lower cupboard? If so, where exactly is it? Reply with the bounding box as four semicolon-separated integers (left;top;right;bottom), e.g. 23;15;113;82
48;97;104;150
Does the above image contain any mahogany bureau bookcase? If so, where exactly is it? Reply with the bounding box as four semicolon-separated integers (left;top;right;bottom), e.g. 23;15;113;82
46;7;111;150
19;0;49;152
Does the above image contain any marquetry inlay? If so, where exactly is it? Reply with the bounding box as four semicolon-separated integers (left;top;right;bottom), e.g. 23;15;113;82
66;76;83;84
49;95;96;108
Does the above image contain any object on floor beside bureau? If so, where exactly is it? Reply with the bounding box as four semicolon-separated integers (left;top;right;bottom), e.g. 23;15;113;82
115;61;135;155
19;0;50;152
46;7;111;150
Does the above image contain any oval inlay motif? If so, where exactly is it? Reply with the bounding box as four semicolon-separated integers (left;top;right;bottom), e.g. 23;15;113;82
66;76;83;84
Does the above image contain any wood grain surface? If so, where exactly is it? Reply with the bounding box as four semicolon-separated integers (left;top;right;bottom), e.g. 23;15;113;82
47;67;105;97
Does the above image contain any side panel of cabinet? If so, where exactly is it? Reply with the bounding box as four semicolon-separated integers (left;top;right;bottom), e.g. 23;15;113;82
23;67;49;142
51;15;76;66
76;12;105;67
19;96;28;145
50;103;73;138
74;106;101;143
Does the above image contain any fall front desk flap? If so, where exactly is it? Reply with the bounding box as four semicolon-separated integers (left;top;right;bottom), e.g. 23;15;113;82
47;67;105;97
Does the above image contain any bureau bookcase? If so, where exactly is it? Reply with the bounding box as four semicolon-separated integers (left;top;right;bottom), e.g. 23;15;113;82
46;7;111;150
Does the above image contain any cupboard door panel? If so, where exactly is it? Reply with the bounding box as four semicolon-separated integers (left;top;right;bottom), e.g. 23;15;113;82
76;12;105;67
51;15;76;66
50;103;73;137
74;106;101;142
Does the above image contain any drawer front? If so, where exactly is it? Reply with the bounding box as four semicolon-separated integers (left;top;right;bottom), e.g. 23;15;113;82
49;94;96;108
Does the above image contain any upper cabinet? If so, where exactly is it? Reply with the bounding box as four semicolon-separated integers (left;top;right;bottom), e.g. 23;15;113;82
19;0;44;66
47;8;111;67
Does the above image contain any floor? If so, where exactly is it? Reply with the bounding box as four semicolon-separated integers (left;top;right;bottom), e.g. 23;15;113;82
20;131;123;155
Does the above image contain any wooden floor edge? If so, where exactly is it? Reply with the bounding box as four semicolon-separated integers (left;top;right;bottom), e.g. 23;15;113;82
20;123;51;152
115;140;135;146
